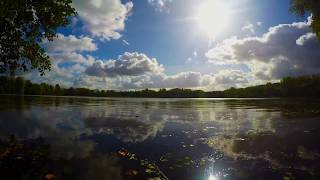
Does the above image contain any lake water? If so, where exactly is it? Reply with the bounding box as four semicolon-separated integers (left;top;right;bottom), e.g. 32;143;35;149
0;95;320;180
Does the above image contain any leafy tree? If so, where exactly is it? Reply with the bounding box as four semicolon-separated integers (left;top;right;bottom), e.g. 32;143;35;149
290;0;320;39
0;0;76;76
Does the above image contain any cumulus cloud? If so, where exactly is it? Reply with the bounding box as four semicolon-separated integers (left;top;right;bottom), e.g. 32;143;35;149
241;22;262;34
25;62;88;88
125;72;204;89
73;0;133;40
85;52;164;77
26;34;99;86
44;34;97;53
212;70;250;89
148;0;172;12
198;70;252;91
162;72;202;87
31;35;253;91
77;68;251;91
43;33;97;66
207;20;320;80
296;32;317;46
43;34;97;81
29;32;256;91
50;53;96;66
241;24;255;33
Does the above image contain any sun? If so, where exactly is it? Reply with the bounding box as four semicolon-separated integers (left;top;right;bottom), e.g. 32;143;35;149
196;0;230;40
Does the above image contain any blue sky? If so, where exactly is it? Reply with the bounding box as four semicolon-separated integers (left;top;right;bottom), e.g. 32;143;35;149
81;0;297;62
72;0;297;67
28;0;319;90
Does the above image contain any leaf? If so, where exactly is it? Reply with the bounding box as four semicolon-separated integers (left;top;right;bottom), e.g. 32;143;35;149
125;169;139;176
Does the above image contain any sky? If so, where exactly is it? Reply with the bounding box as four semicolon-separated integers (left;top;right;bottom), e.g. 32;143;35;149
25;0;320;90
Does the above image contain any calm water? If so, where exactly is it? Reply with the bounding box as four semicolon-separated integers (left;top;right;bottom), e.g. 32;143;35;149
0;95;320;180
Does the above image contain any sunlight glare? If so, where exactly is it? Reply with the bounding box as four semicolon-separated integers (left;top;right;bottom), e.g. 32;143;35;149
208;174;219;180
196;0;230;40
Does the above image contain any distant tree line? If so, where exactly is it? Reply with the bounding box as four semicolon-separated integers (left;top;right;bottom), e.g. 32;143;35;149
0;75;320;98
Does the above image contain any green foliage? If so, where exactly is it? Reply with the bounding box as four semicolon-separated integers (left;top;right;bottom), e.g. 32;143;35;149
1;75;320;98
0;0;76;76
290;0;320;39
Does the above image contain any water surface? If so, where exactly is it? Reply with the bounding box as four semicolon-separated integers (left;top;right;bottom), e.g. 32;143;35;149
0;95;320;179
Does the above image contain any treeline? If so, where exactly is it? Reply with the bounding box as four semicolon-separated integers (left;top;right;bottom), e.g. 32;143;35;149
0;75;320;98
224;75;320;98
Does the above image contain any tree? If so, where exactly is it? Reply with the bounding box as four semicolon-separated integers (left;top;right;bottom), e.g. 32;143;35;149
290;0;320;39
55;84;61;95
0;0;76;76
15;77;25;95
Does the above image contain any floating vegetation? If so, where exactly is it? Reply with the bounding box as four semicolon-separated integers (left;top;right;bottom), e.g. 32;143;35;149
0;136;51;180
116;149;168;180
0;136;169;180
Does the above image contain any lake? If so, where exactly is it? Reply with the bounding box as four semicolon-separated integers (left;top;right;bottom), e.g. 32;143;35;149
0;95;320;180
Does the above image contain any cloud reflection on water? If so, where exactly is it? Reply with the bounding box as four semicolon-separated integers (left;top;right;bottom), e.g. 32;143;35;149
0;96;320;179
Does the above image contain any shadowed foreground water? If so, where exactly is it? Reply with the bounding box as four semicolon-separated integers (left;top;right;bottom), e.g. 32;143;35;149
0;95;320;180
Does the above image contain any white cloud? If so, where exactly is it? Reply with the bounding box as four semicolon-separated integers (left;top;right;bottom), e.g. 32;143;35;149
207;19;320;80
29;31;259;91
212;70;250;89
148;0;172;12
44;34;97;67
25;64;82;87
27;34;99;86
193;50;198;57
82;72;202;90
73;0;133;40
76;68;251;91
84;52;236;90
85;52;164;77
44;34;97;53
158;71;203;88
162;70;249;90
257;21;262;26
241;23;255;33
241;22;262;34
296;32;317;46
50;53;96;66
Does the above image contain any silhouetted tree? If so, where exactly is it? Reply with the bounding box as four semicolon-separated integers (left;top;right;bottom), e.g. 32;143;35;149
290;0;320;39
0;0;76;76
